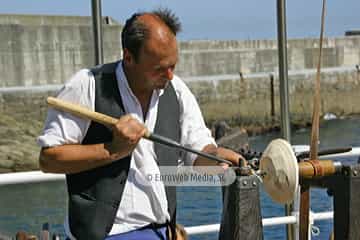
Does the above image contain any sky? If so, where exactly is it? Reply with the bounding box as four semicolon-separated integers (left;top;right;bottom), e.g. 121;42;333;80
1;0;359;40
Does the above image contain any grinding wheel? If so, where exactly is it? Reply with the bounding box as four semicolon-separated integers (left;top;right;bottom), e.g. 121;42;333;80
260;138;298;204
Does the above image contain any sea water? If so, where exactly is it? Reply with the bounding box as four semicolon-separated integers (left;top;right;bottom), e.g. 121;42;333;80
1;117;360;239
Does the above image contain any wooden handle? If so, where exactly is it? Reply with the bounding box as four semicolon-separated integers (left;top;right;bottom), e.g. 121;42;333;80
47;97;118;126
47;97;152;138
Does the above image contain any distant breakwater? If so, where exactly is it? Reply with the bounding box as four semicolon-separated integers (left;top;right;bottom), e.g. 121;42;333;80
189;66;360;127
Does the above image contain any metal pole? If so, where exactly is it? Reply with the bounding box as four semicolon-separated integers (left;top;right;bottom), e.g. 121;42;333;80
276;0;291;141
91;0;104;65
276;0;293;240
270;74;275;123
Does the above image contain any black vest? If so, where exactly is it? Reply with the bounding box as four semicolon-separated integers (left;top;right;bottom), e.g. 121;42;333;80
66;62;180;240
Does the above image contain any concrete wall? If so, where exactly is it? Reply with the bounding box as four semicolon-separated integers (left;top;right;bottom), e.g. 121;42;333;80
0;14;118;26
1;14;360;88
176;37;360;77
0;14;122;87
185;67;360;125
1;67;358;126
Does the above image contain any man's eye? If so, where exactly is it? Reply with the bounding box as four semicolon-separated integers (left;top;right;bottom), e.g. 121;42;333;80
155;67;166;73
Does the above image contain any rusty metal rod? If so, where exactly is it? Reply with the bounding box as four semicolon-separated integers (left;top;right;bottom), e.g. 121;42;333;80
296;147;352;160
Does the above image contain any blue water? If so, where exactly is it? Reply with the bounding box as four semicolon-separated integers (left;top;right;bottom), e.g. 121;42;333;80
1;117;360;239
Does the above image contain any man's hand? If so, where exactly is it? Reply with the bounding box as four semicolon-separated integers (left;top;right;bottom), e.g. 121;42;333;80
105;114;147;160
39;114;148;174
194;144;246;167
216;147;245;167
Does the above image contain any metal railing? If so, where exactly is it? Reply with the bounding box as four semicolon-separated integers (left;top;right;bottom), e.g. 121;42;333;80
1;147;359;238
0;170;335;238
185;211;333;235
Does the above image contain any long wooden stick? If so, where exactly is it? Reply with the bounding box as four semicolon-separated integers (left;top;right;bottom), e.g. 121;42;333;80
299;0;327;239
47;97;118;126
47;97;233;165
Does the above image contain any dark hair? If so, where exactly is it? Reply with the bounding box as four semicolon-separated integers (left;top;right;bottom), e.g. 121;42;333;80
152;8;182;35
121;8;181;61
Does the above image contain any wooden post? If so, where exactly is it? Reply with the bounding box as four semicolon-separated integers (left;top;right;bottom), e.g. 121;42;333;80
219;175;263;240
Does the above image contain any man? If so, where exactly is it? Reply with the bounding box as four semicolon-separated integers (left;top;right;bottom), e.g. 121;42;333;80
38;8;243;240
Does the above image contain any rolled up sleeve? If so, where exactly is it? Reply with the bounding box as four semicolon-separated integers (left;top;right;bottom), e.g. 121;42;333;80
37;69;94;148
174;77;216;166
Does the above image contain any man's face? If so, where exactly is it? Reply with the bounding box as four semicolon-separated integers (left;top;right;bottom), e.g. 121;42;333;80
131;34;178;91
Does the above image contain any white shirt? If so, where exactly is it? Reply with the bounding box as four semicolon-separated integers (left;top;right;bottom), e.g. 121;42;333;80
37;61;216;237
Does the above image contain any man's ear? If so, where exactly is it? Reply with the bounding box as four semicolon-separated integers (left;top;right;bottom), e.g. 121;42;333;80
123;48;134;65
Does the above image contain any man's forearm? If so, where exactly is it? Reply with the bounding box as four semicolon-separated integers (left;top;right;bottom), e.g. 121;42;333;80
39;143;128;174
193;144;218;166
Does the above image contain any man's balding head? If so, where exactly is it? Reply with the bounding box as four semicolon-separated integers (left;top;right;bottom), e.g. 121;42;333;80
121;8;181;62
